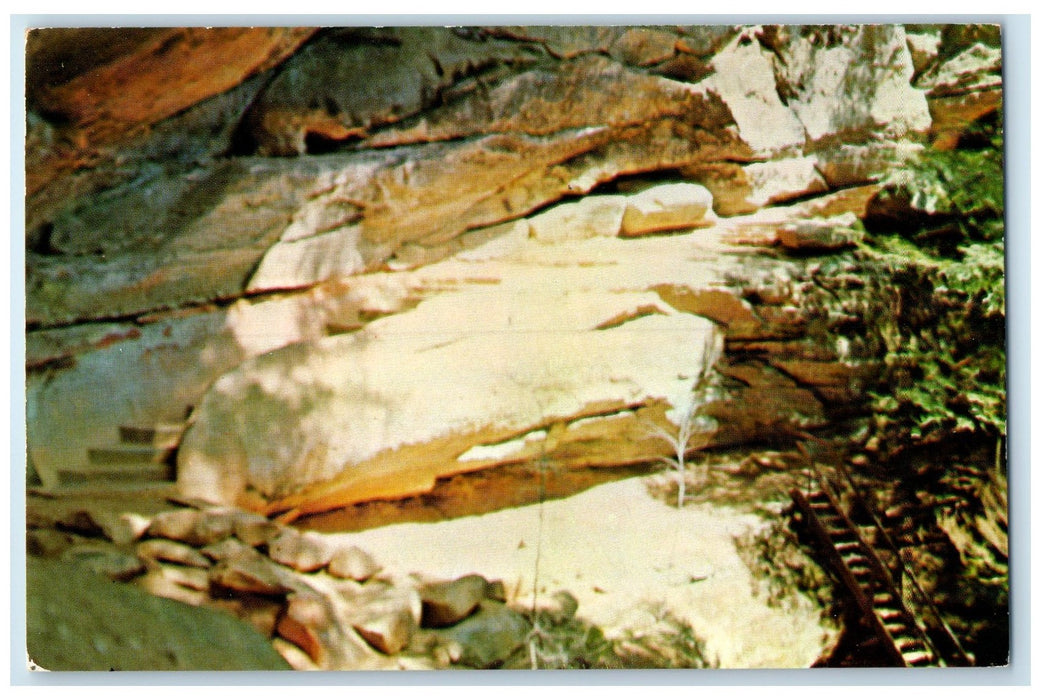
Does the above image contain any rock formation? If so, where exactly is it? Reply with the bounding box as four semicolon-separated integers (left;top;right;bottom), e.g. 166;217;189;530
25;24;1002;517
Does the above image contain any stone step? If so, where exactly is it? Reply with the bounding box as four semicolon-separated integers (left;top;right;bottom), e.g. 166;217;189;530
119;423;186;449
58;461;174;485
88;445;174;465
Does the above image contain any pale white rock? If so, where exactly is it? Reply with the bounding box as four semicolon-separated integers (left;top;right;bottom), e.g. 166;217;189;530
267;530;334;573
917;42;1003;95
353;610;415;656
27;291;343;489
527;195;626;242
700;31;807;154
178;224;732;513
620;183;714;236
246;225;367;292
742;157;827;208
781;25;930;140
96;511;153;546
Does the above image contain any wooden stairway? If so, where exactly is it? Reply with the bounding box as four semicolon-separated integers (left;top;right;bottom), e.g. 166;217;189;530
791;466;972;668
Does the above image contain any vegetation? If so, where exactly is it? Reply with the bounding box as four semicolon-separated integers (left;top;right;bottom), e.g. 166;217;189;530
852;111;1009;665
861;112;1006;457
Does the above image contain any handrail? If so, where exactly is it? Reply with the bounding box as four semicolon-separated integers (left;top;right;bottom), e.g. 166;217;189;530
831;459;974;666
812;472;946;666
790;487;908;667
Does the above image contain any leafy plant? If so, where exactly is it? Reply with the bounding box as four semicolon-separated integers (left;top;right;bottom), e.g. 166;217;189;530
861;111;1006;454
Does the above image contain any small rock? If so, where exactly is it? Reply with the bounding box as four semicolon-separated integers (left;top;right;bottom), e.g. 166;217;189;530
209;550;296;596
60;544;145;582
200;537;254;562
272;637;320;671
192;509;237;545
136;538;211;568
275;594;331;664
327;545;381;582
354;609;415;655
233;512;286;548
267;529;333;573
147;509;202;544
620;183;713;236
206;595;284;638
152;563;211;592
420;574;489;628
137;569;210;607
96;512;152;546
339;582;423;629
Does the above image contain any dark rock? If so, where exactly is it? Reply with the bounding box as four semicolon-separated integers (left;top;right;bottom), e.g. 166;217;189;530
420;574;492;628
435;600;532;668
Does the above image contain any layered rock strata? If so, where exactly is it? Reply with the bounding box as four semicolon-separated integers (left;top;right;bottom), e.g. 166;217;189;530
25;24;1001;515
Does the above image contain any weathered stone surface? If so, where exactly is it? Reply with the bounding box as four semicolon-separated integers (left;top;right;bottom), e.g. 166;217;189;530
26;23;996;524
151;563;211;592
233;512;287;548
354;609;415;656
528;195;625;242
177;266;722;512
96;511;153;546
776;215;863;252
742;157;828;208
243;27;537;156
267;529;334;573
146;509;203;544
420;574;490;628
209;549;298;596
620;183;714;236
136;538;211;568
327;545;382;582
200;536;254;562
137;569;211;608
770;25;931;142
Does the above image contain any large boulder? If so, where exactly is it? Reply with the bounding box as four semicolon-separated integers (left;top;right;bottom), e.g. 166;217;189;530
26;556;291;670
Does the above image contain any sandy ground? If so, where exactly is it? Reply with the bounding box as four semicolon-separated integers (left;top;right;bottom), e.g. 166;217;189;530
327;474;833;668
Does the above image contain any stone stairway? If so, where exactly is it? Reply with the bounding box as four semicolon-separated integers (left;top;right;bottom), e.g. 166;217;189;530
55;423;184;487
791;476;948;667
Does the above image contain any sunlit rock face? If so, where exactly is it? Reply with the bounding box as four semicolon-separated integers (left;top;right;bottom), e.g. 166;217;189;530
24;24;1001;512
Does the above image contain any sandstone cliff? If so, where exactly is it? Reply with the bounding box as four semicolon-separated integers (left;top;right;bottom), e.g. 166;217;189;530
25;24;1002;518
